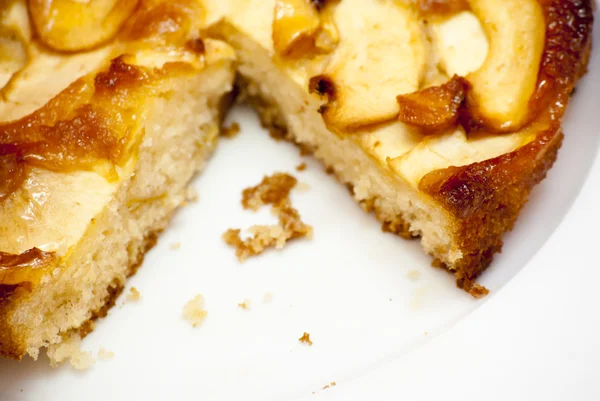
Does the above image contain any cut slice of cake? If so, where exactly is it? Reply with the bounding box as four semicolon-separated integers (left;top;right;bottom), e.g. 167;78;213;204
0;0;235;359
204;0;592;293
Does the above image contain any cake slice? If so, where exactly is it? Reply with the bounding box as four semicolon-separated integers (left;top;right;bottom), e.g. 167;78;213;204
0;0;235;359
204;0;592;294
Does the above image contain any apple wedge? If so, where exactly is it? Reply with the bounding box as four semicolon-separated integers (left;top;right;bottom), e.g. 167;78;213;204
28;0;138;52
465;0;545;131
315;0;426;133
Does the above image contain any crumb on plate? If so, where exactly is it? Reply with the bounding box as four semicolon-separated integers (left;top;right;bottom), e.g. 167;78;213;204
224;173;312;261
170;242;181;250
238;299;251;310
183;295;208;328
296;162;307;172
407;269;421;281
98;347;114;360
299;332;313;346
125;287;141;303
469;283;489;298
241;173;298;211
295;182;311;193
262;292;273;303
222;121;241;138
223;199;312;262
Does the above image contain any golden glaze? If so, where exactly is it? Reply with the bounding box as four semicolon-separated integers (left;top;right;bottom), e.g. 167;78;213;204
0;248;55;286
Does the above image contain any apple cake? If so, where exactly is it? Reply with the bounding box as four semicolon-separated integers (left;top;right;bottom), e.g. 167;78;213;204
0;0;593;360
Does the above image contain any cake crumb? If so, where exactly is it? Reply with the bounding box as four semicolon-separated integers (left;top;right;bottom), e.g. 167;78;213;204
125;287;141;303
296;162;307;172
222;121;241;138
262;292;273;303
47;334;94;370
170;242;181;250
407;269;421;281
182;295;208;328
322;382;337;390
225;173;312;261
242;173;298;211
469;283;489;298
296;182;311;193
238;299;251;310
97;347;114;360
410;286;429;310
299;332;313;346
223;199;312;262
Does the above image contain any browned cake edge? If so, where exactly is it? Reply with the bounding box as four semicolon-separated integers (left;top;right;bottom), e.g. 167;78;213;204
244;0;593;295
420;0;594;291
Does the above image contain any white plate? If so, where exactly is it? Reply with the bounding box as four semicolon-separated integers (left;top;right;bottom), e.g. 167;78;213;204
1;15;599;401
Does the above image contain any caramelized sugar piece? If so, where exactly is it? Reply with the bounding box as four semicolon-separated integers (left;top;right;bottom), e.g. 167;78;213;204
397;75;468;134
28;0;138;51
0;248;56;286
272;0;339;58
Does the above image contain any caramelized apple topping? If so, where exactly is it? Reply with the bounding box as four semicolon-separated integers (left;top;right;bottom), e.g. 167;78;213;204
397;75;468;134
0;1;30;90
463;0;546;132
0;151;25;201
0;26;27;90
119;0;206;47
0;247;56;286
28;0;138;52
417;0;470;16
315;0;426;133
0;57;156;199
272;0;340;58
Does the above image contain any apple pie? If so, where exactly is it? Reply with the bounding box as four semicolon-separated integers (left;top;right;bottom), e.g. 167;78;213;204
0;0;593;360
